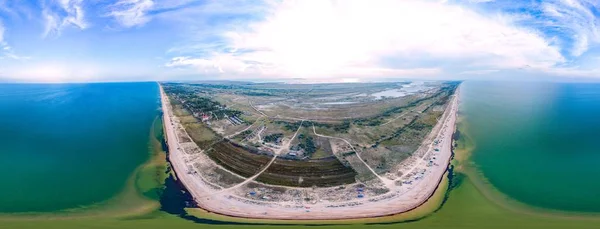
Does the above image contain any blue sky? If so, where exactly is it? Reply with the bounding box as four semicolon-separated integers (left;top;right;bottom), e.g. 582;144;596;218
0;0;599;82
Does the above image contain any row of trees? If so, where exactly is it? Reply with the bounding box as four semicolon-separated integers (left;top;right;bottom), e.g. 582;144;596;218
164;85;243;119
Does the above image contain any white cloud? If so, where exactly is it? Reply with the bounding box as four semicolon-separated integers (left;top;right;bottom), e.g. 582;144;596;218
0;20;3;41
106;0;230;28
166;55;441;78
540;0;600;56
42;10;59;37
166;55;253;74
107;0;154;28
166;56;224;72
0;0;35;20
468;0;495;3
1;62;100;82
167;0;565;79
0;18;28;60
43;0;88;37
59;0;86;28
459;69;500;75
526;66;600;78
1;44;30;61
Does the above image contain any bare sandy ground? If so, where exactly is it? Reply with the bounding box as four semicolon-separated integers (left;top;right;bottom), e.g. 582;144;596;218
161;84;460;220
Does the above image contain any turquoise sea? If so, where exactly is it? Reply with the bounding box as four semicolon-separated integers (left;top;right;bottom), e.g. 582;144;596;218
461;81;600;212
0;83;159;212
1;81;600;216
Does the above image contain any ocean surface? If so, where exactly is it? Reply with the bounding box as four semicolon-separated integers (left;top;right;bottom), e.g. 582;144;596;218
1;81;599;215
0;83;159;212
461;81;600;212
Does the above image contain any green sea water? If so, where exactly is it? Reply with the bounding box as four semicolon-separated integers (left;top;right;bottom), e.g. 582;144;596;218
0;83;159;212
2;80;600;223
461;81;600;213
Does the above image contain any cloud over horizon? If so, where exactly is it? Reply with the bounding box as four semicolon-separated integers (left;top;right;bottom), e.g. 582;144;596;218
0;0;599;82
165;0;569;79
42;0;88;37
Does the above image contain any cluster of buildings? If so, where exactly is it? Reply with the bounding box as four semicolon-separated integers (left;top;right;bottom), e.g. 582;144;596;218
193;112;213;124
191;111;245;127
226;115;244;126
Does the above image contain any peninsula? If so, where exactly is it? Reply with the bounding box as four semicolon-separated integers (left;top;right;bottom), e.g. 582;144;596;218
160;81;460;220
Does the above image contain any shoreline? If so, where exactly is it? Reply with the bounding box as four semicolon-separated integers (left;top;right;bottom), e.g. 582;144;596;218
0;114;165;220
184;171;451;224
453;119;600;220
160;84;460;220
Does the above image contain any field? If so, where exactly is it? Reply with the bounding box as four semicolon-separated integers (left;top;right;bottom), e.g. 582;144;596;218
206;141;271;178
205;140;357;187
257;157;357;187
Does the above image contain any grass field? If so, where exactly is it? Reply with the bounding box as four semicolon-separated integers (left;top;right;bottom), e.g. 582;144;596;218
206;141;271;178
169;90;358;187
257;156;357;187
206;140;357;187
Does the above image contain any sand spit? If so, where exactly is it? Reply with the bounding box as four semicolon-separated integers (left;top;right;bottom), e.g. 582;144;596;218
160;84;460;220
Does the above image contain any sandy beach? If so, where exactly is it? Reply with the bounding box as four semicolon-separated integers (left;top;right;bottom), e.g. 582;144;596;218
160;84;460;220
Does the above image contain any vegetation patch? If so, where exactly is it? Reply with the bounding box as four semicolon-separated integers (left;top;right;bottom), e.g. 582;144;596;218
296;133;316;157
258;157;357;187
163;84;243;119
263;133;283;143
206;141;272;178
